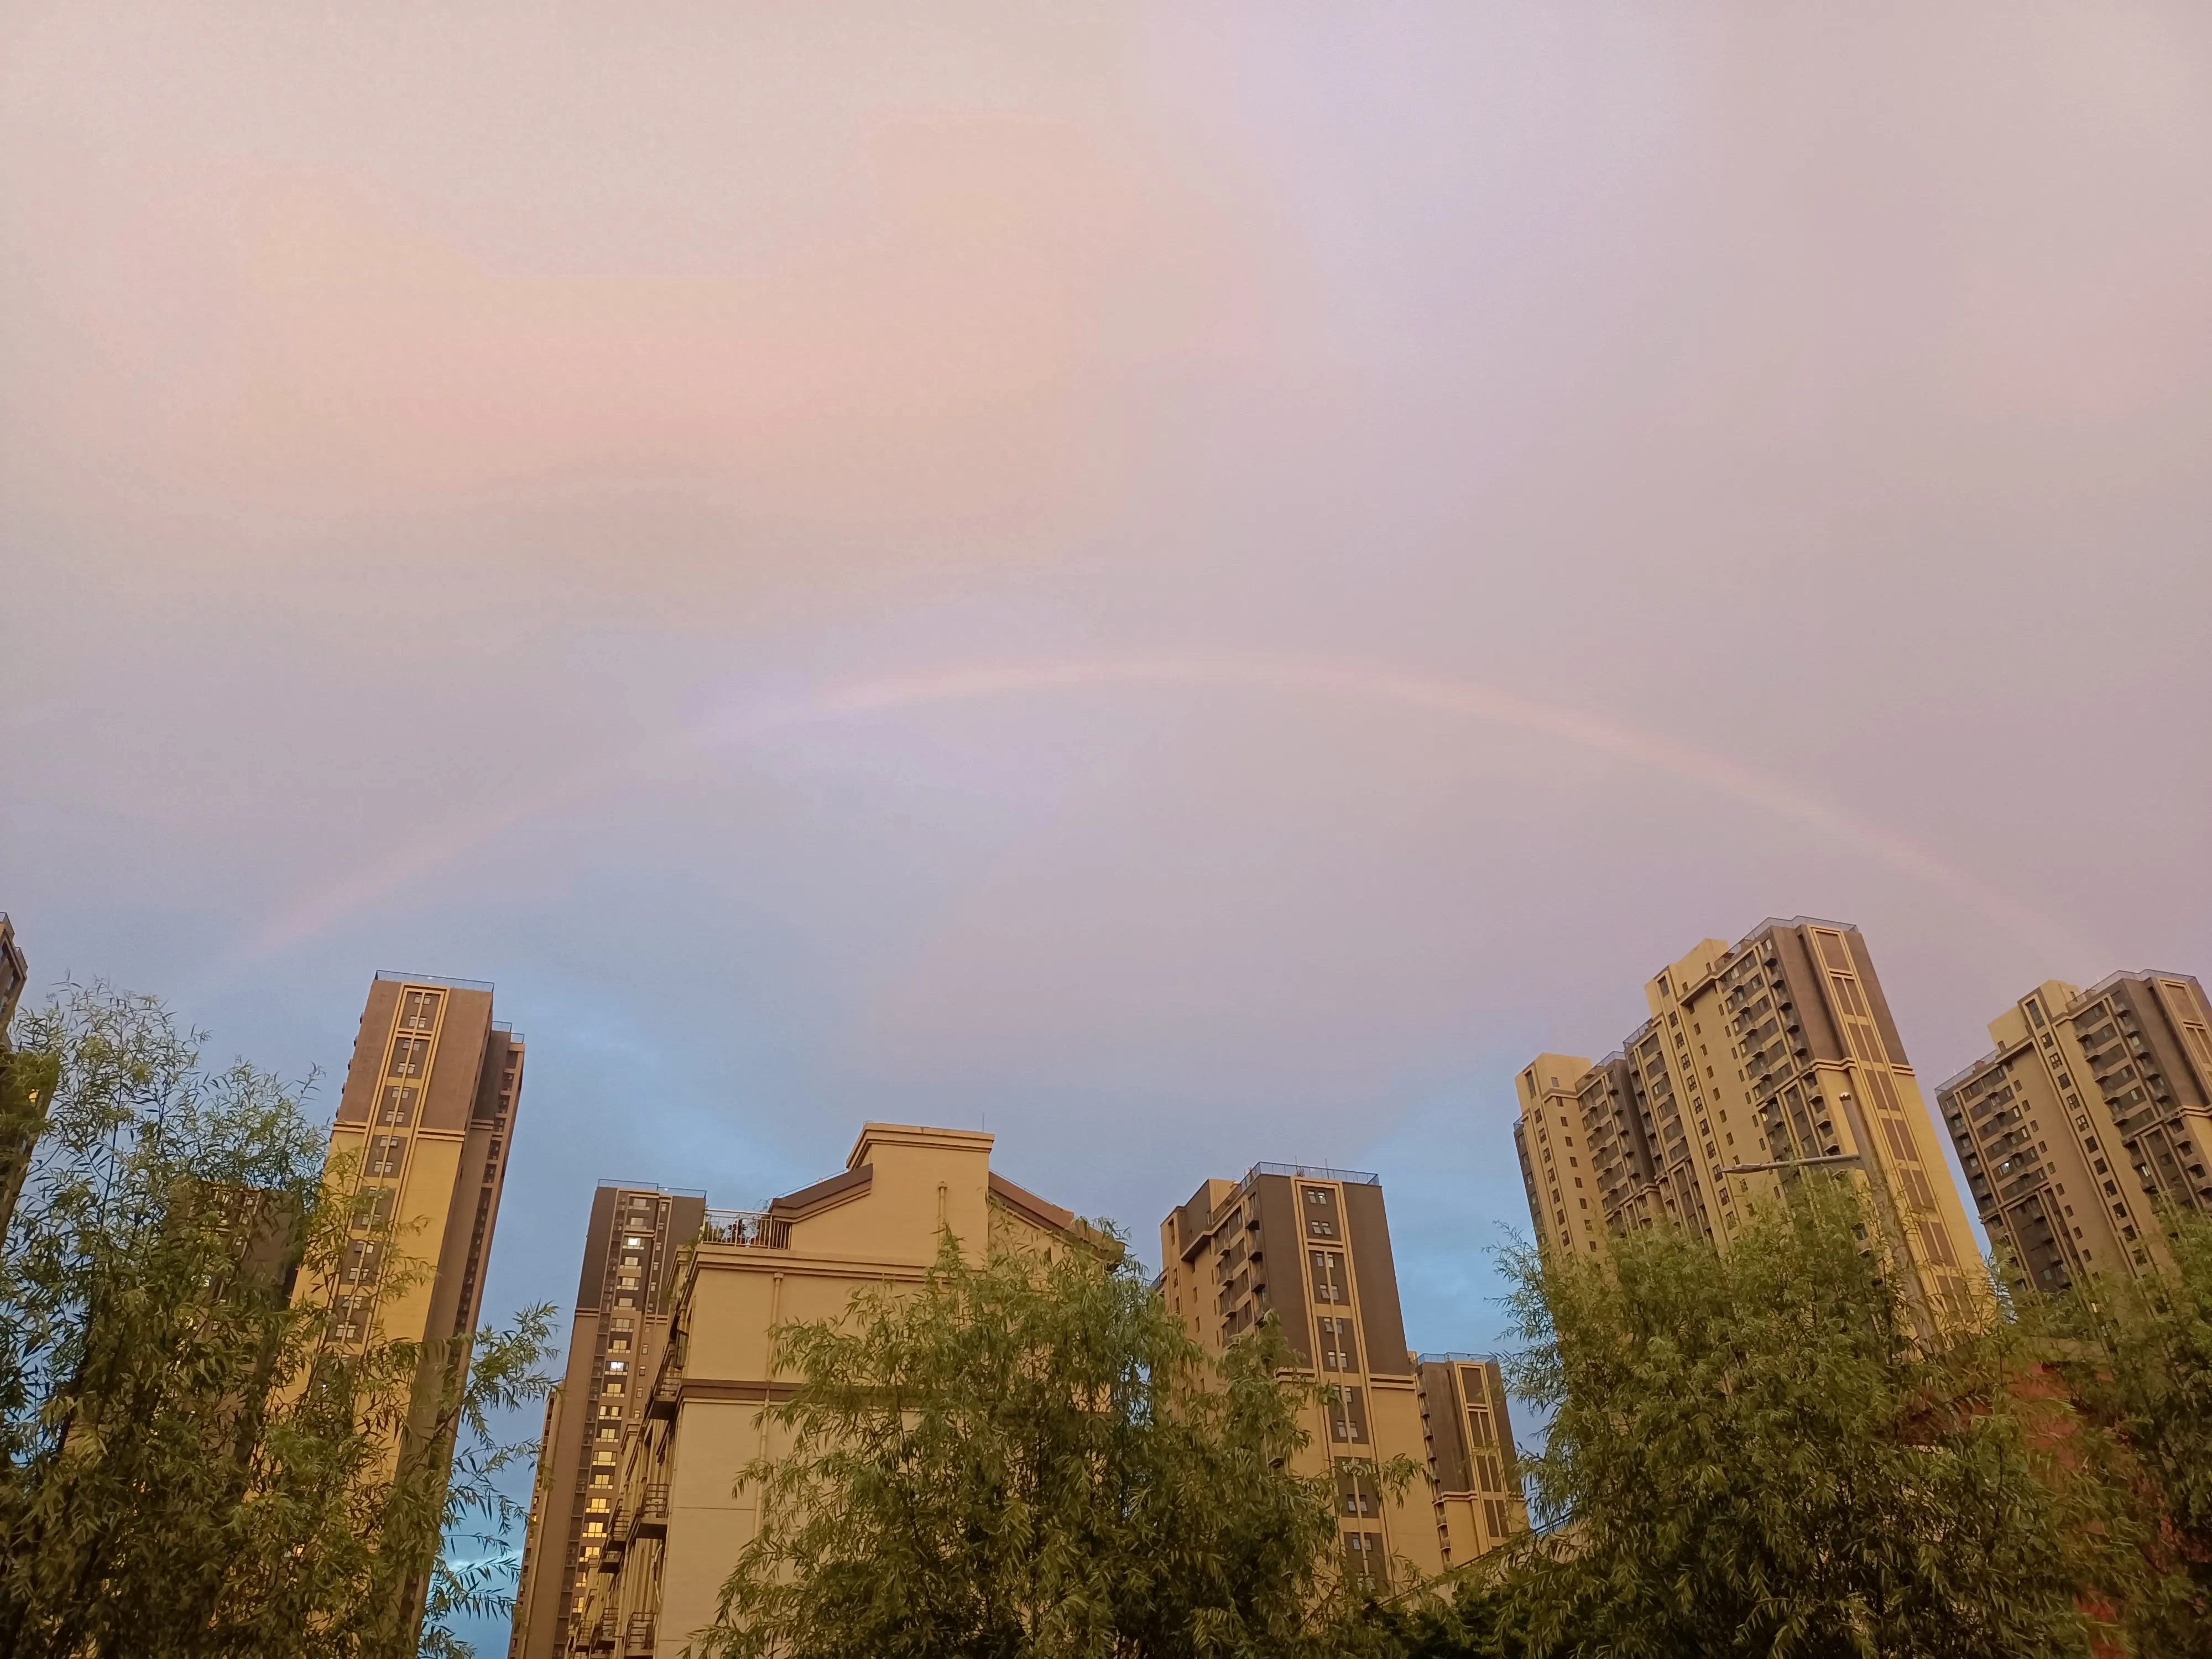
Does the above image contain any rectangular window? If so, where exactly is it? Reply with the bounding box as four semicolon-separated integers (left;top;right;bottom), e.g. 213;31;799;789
398;990;442;1031
1921;1220;1959;1267
1901;1167;1938;1212
1310;1250;1346;1301
1328;1386;1369;1443
387;1036;432;1078
351;1186;395;1231
378;1086;418;1125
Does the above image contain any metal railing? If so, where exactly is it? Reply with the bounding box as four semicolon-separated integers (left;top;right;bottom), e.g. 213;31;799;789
1246;1162;1380;1186
372;969;495;992
700;1208;789;1248
623;1615;656;1652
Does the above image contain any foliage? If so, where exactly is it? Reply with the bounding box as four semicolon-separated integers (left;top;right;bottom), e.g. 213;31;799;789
1467;1185;2129;1659
421;1302;561;1656
0;981;554;1659
703;1231;1366;1659
2029;1204;2212;1654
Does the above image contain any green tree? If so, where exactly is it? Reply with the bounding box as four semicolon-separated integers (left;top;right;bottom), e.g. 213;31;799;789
703;1232;1368;1659
0;981;553;1659
1475;1185;2128;1659
2030;1204;2212;1655
418;1302;561;1659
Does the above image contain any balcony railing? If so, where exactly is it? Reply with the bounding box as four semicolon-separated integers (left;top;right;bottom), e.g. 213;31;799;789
700;1209;789;1249
623;1615;657;1652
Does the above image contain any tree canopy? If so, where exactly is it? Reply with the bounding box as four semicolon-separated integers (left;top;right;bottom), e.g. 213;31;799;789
705;1232;1373;1659
1446;1185;2131;1659
2029;1204;2212;1655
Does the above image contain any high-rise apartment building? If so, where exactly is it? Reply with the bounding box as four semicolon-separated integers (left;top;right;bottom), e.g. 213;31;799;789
1157;1165;1526;1585
0;912;38;1238
0;912;25;1035
300;972;525;1629
556;1125;1095;1658
1514;919;1987;1331
513;1184;706;1659
1937;971;2212;1296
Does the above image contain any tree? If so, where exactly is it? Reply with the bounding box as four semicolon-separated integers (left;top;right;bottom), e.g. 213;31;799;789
1476;1185;2128;1659
419;1303;561;1659
0;981;553;1659
703;1232;1369;1659
2028;1204;2212;1655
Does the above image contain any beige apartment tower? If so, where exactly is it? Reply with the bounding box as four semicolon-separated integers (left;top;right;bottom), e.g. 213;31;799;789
1157;1165;1526;1585
1514;919;1987;1330
513;1184;706;1659
554;1125;1094;1657
300;973;525;1625
1938;971;2212;1296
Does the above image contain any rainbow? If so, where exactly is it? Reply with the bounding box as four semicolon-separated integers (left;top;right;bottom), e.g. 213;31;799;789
243;655;2091;968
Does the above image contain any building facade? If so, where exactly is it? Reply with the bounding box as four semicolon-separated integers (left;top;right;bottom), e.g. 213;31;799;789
0;912;38;1239
298;972;525;1627
1156;1164;1525;1586
0;912;24;1035
1937;971;2212;1296
513;1184;706;1659
1514;919;1987;1332
556;1125;1092;1657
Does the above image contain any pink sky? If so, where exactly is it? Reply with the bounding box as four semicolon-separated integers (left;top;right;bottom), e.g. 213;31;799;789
6;3;2211;1399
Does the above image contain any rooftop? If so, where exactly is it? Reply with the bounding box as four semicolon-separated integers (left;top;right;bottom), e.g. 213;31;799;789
375;969;494;992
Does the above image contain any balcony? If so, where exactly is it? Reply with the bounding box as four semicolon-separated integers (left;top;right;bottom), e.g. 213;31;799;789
623;1615;657;1653
700;1209;789;1249
646;1369;681;1421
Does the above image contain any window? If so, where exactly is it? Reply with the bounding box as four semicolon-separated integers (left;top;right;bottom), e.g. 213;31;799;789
1310;1251;1346;1301
378;1086;417;1125
341;1240;383;1285
351;1186;395;1231
398;990;442;1031
367;1135;405;1177
387;1036;432;1078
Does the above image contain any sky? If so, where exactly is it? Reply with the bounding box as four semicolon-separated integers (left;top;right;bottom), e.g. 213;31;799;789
4;1;2212;1619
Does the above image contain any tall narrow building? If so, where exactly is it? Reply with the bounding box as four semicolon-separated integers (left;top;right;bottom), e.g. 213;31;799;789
1937;971;2212;1296
1514;919;1987;1331
0;912;38;1239
512;1183;705;1659
301;972;525;1627
0;912;25;1035
1157;1164;1526;1586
